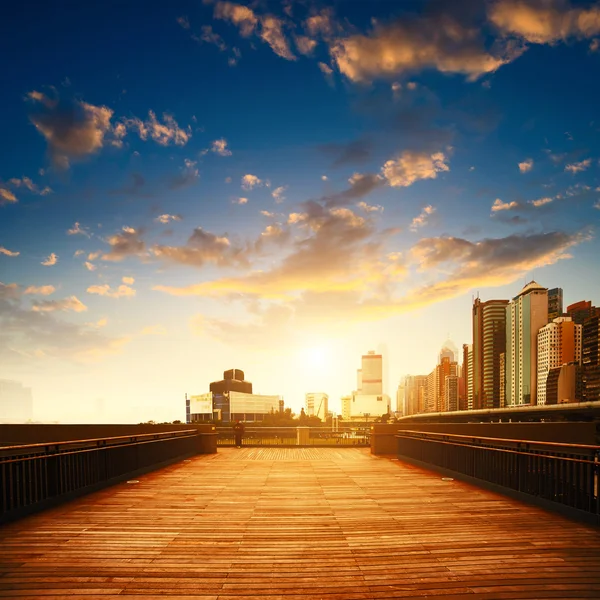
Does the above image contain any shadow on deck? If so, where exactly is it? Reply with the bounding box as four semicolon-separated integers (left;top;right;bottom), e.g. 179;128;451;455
1;447;600;599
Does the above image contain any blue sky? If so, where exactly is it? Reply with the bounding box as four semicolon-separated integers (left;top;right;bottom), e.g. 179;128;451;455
1;0;600;422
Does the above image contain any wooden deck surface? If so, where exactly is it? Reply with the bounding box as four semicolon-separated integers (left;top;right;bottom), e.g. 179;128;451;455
1;447;599;599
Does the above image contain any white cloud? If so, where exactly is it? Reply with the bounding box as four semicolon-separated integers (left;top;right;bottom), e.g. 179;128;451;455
234;197;248;205
155;214;182;224
489;0;600;44
410;205;436;231
87;284;136;298
531;196;553;207
260;210;275;217
41;253;58;266
31;296;87;313
0;188;17;204
272;186;287;203
211;138;232;156
67;222;91;236
518;158;533;173
321;175;328;181
241;174;262;190
8;177;52;195
122;276;135;285
84;261;96;271
381;151;449;187
0;246;19;257
357;201;383;213
24;285;56;295
491;198;519;212
122;110;191;146
565;159;592;173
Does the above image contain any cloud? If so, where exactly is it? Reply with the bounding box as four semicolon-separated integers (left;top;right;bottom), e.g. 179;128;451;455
295;35;317;55
0;282;20;299
177;15;190;30
213;1;295;59
381;151;449;187
0;246;19;257
155;214;182;224
67;222;91;237
241;173;262;190
318;62;334;81
31;295;87;313
272;186;287;203
491;198;519;212
141;325;167;335
320;173;384;208
41;253;58;266
410;205;436;231
87;284;136;298
330;12;520;82
518;158;534;173
170;158;199;189
102;227;145;262
122;276;135;285
8;177;52;195
153;204;400;301
591;38;600;52
319;137;373;167
151;227;249;269
531;196;554;207
24;285;56;296
488;0;600;44
27;90;114;168
197;25;228;51
0;188;18;204
122;110;191;146
357;201;383;213
211;138;232;156
86;317;108;329
565;158;592;173
321;175;328;181
84;261;96;271
261;210;275;217
233;197;248;204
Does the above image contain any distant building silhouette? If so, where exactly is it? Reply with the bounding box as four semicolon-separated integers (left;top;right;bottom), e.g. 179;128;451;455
305;393;328;421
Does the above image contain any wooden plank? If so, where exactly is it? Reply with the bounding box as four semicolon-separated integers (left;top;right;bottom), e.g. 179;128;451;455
1;447;599;598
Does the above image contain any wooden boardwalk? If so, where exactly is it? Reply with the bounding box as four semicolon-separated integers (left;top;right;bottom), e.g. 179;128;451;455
1;448;599;599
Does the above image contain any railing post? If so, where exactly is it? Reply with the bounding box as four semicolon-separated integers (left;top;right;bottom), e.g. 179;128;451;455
296;427;309;446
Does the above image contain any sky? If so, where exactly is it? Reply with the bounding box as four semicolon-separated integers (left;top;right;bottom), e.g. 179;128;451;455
1;0;600;423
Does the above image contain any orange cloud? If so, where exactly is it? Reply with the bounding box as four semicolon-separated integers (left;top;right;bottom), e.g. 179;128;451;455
87;284;136;298
24;285;56;296
31;296;87;313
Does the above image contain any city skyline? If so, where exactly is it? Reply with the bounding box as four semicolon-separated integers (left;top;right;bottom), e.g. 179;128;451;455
2;1;600;422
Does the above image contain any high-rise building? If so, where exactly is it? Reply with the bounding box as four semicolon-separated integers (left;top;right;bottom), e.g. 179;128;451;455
566;301;599;325
472;298;509;410
444;375;459;412
395;380;406;415
582;314;600;403
537;317;582;404
404;375;427;415
499;352;506;406
505;281;548;406
360;351;382;395
460;343;472;411
546;363;581;404
547;288;564;322
305;392;329;421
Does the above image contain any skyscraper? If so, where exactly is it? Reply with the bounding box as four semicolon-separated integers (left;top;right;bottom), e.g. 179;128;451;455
547;288;564;322
360;351;383;395
505;281;548;406
537;317;582;404
582;314;600;403
472;298;509;409
461;343;473;411
566;300;598;325
404;375;427;415
305;393;329;421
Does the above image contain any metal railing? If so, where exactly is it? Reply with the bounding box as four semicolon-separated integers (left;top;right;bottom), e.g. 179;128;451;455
216;426;370;447
0;430;199;522
396;430;600;520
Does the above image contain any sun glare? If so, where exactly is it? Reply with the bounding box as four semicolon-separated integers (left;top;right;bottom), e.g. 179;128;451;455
299;345;330;370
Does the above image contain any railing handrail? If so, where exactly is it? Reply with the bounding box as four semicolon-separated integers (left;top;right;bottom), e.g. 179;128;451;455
0;429;199;455
396;429;600;452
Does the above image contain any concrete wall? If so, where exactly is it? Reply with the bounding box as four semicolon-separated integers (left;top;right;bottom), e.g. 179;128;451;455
370;421;600;455
0;423;217;454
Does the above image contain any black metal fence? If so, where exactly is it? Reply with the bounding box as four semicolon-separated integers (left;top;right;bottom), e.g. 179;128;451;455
0;430;199;523
396;430;600;521
216;426;370;447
